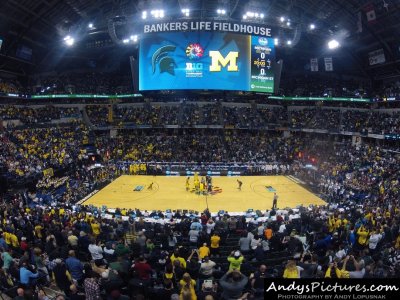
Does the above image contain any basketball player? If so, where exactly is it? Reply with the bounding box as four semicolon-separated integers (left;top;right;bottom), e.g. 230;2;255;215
186;177;190;191
200;181;205;194
194;178;200;193
147;182;154;190
272;193;278;209
237;179;243;191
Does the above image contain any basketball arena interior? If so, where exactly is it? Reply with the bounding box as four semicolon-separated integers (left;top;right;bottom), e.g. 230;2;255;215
1;0;400;299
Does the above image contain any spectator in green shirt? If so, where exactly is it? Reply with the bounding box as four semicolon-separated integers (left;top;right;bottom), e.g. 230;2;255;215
227;250;244;271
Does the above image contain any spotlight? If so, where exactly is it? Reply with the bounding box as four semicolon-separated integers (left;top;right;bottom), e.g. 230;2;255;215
130;35;138;42
217;8;226;15
181;8;190;17
286;21;291;26
245;11;264;20
151;9;165;18
65;38;74;46
88;23;93;29
142;11;147;19
310;24;315;30
274;38;279;45
280;16;285;22
123;39;129;44
287;40;292;45
63;35;74;46
242;15;247;20
328;39;340;49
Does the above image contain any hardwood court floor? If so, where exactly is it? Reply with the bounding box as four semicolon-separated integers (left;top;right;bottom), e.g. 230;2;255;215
84;175;325;213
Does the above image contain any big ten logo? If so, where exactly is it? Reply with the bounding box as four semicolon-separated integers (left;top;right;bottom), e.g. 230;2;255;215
209;51;239;72
186;62;204;71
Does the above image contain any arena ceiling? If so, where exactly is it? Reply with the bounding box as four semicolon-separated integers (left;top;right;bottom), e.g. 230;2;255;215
0;0;399;78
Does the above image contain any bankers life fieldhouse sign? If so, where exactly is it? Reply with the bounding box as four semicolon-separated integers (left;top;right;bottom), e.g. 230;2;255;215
142;20;272;37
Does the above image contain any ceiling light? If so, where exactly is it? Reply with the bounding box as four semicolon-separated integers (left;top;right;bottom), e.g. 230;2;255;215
65;37;74;46
328;39;340;49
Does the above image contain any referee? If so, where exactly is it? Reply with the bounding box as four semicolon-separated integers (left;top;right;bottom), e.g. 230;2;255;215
272;193;278;210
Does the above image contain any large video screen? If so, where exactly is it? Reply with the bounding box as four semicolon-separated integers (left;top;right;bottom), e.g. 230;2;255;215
139;32;275;93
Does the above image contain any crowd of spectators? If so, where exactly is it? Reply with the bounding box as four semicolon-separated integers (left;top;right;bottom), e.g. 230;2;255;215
0;78;25;94
0;124;89;178
33;73;131;95
1;139;400;298
1;100;400;300
367;112;400;135
113;106;151;126
3;103;400;141
279;75;370;98
182;104;202;126
93;131;310;165
289;109;316;128
202;105;221;125
3;74;399;101
0;106;80;124
312;109;341;131
86;106;110;127
150;105;179;126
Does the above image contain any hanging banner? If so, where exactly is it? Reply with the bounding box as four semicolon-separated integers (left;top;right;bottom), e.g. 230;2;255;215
324;57;333;72
310;58;318;72
369;49;386;65
363;3;376;24
356;11;363;33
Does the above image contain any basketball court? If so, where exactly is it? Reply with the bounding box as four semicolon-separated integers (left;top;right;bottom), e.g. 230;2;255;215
83;175;325;213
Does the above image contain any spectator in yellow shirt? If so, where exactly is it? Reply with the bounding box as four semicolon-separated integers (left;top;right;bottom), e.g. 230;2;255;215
179;273;197;300
10;233;19;249
4;231;11;246
357;226;370;248
283;260;303;278
91;221;101;237
170;250;187;269
35;224;43;239
198;243;210;259
210;232;220;257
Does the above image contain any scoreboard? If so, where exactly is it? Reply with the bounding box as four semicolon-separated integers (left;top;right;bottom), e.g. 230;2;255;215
139;31;275;93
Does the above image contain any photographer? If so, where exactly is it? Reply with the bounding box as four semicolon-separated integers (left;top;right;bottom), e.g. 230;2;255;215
227;251;244;271
250;264;268;296
88;238;105;267
199;256;216;279
198;279;218;300
219;269;248;300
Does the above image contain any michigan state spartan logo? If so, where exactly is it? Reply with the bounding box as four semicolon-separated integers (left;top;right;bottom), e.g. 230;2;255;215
151;45;177;75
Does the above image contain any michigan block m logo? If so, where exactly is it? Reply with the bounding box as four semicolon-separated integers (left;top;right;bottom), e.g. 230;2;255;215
209;51;239;72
